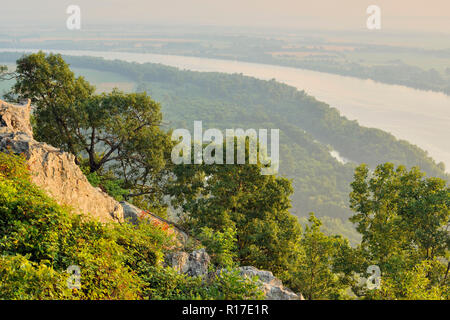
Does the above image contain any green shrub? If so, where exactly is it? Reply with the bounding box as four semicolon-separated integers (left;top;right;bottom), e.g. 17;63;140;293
0;153;145;299
208;269;265;300
140;266;264;300
0;254;71;300
197;226;238;269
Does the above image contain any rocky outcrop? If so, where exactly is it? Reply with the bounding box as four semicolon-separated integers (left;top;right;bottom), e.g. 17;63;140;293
165;249;303;300
238;266;303;300
165;248;211;277
0;99;33;136
0;99;123;223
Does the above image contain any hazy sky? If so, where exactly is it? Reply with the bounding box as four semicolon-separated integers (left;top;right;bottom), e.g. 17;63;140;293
2;0;450;33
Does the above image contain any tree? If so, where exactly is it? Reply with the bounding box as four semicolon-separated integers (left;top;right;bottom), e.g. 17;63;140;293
169;141;302;279
9;52;95;156
365;259;448;300
349;163;449;299
293;213;354;300
9;52;173;209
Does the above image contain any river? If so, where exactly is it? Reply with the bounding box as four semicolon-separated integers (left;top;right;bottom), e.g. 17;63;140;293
1;48;449;172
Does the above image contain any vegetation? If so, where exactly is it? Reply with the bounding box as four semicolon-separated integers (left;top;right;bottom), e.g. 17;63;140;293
292;213;354;300
0;53;448;300
2;53;448;231
0;152;263;300
0;64;15;81
348;163;449;299
169;142;302;279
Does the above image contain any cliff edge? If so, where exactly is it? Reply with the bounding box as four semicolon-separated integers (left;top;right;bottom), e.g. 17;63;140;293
0;99;123;223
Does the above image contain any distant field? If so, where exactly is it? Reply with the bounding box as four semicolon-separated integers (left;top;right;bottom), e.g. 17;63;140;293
345;52;450;72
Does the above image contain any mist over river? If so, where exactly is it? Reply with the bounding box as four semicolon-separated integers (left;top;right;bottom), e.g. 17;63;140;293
2;48;449;172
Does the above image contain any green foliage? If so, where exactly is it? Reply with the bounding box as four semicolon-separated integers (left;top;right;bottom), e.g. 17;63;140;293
208;269;265;300
9;52;95;155
84;171;128;202
298;215;361;247
350;163;449;265
0;151;265;300
0;255;71;300
366;259;448;300
292;213;354;299
197;226;238;269
169;142;302;278
0;151;29;180
169;141;303;293
0;152;146;299
349;163;449;299
140;265;205;299
141;266;263;300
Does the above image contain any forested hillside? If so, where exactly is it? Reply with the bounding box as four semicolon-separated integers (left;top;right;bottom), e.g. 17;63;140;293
67;57;450;210
1;52;448;241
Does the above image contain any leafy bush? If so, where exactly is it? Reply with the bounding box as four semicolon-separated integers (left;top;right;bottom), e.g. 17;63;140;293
0;255;71;300
197;226;238;269
141;266;263;300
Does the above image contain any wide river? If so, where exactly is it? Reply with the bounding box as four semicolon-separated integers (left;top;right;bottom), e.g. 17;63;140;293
2;48;449;172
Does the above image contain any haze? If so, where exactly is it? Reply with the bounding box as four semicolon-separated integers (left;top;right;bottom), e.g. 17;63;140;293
1;0;450;33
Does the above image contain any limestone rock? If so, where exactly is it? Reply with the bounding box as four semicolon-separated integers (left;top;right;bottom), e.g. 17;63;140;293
0;99;123;223
165;251;190;274
165;249;303;300
0;99;33;136
238;266;303;300
165;248;211;277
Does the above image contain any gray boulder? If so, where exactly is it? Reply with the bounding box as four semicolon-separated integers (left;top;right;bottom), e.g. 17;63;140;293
238;266;303;300
165;248;210;277
165;249;304;300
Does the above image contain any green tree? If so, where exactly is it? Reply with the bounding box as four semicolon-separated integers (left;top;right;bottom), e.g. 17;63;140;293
9;52;173;208
9;52;95;156
169;141;302;280
293;213;353;299
349;163;449;299
365;259;448;300
197;226;238;269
